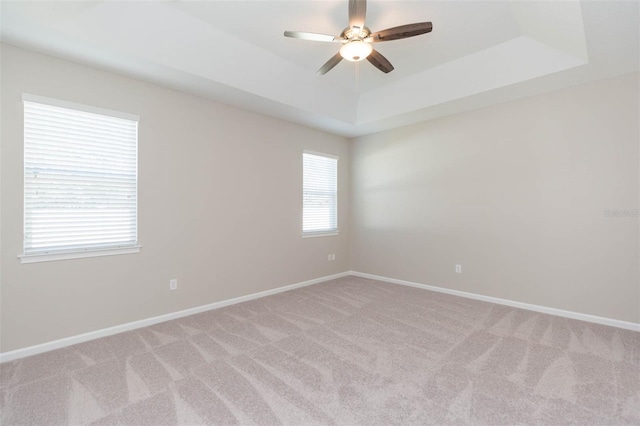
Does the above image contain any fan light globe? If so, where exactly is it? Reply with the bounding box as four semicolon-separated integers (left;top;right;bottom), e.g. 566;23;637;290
340;40;372;62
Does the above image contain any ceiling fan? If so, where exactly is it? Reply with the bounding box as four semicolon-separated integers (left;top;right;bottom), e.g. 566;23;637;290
284;0;433;75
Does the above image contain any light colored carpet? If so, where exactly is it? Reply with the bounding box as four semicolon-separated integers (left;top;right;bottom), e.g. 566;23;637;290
0;276;638;425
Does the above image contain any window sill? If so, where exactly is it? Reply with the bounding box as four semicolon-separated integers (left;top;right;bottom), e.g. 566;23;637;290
18;246;142;264
302;231;339;238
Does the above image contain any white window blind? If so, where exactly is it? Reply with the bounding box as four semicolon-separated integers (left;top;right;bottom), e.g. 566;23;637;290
303;151;338;236
22;94;139;259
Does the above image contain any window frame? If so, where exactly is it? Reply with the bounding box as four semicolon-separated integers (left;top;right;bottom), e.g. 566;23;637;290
302;150;339;238
19;94;141;264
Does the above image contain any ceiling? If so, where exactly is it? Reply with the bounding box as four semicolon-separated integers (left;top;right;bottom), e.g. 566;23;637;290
1;1;638;137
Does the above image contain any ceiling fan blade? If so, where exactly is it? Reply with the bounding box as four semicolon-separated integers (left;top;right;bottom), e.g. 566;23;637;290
284;31;340;42
317;52;343;75
348;0;367;33
367;22;433;42
367;49;394;73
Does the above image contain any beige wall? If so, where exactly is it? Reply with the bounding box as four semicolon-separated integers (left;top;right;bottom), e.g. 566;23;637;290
2;44;638;354
350;72;640;323
0;45;350;352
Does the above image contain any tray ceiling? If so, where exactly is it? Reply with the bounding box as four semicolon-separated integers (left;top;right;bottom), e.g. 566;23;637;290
1;1;638;137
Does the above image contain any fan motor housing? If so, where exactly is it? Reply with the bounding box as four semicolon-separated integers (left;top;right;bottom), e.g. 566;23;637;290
341;26;371;40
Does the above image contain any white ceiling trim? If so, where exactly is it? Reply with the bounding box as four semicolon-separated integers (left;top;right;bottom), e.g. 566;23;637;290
0;1;637;137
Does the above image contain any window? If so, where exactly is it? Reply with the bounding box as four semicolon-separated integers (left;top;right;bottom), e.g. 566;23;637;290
303;151;338;237
21;94;140;263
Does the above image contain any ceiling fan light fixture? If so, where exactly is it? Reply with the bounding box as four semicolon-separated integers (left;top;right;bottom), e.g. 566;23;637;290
284;0;434;74
339;40;372;62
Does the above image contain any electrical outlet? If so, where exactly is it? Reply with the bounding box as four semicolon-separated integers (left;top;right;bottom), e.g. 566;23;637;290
169;279;178;290
328;254;336;261
455;264;462;274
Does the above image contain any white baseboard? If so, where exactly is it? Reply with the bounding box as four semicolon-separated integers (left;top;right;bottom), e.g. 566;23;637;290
0;271;350;363
350;271;640;332
2;269;636;363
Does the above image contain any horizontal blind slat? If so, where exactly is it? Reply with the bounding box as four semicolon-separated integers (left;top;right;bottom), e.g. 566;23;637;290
25;174;136;185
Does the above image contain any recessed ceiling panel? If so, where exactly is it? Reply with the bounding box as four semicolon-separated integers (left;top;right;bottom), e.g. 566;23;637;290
0;0;638;137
